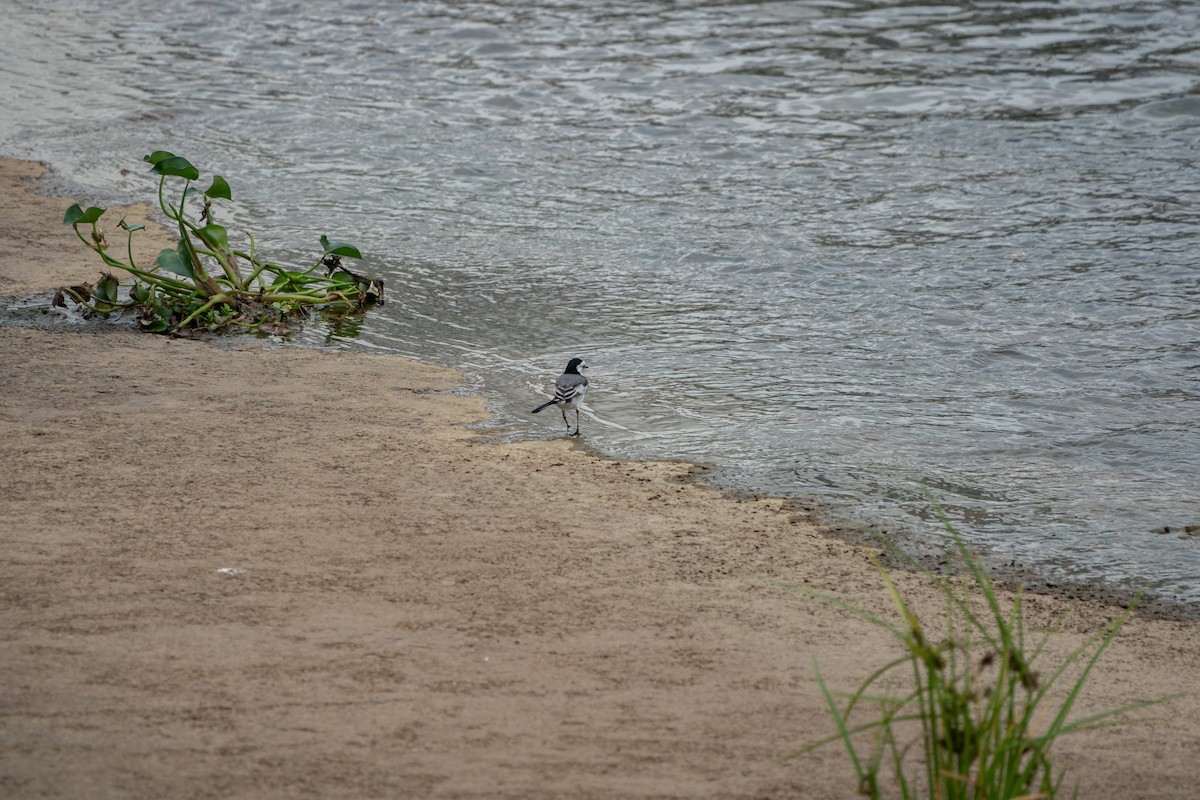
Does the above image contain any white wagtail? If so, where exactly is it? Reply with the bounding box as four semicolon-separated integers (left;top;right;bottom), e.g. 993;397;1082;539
531;357;589;436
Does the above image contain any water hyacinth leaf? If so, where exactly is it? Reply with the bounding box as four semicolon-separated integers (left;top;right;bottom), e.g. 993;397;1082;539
79;206;107;224
150;155;200;181
320;234;362;259
156;248;195;279
196;223;230;250
143;150;176;166
204;175;232;200
95;274;120;304
63;204;106;225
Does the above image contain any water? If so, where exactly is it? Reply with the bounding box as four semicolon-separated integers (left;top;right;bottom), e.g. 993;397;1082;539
3;0;1198;607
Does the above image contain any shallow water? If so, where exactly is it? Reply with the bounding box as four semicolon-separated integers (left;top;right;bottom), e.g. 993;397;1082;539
3;0;1198;605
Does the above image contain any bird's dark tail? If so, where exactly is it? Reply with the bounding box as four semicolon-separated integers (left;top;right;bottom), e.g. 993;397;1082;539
531;400;557;414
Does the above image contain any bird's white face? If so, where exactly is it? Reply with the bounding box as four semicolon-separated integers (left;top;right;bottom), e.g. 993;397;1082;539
577;361;589;374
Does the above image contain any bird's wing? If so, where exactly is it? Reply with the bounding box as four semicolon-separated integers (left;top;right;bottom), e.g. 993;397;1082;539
553;374;588;403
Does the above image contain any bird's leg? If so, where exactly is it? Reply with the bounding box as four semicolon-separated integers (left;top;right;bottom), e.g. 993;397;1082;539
561;408;571;433
572;409;582;437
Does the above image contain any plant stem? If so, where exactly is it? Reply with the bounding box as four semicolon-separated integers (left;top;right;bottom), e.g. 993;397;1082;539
174;293;233;330
70;225;194;291
182;218;244;290
259;291;355;305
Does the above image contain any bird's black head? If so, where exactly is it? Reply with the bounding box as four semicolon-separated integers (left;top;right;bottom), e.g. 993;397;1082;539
565;357;587;374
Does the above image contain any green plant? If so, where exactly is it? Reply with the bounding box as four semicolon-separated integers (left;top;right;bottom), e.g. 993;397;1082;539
56;150;383;334
785;500;1179;799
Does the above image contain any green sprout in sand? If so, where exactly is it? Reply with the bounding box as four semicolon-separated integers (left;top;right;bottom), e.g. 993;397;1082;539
785;495;1180;799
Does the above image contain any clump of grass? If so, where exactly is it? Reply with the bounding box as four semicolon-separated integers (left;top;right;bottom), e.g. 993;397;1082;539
785;498;1178;799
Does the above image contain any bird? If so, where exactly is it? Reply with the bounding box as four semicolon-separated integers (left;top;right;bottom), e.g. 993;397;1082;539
531;357;589;436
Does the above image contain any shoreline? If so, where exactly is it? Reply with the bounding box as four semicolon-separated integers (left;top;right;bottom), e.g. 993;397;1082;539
804;500;1200;623
2;156;1198;798
6;154;1193;623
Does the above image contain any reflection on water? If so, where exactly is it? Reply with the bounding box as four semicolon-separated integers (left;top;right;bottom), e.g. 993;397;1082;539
2;0;1198;607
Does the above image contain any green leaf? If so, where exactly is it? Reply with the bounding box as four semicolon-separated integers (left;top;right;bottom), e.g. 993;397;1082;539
143;150;176;166
63;204;106;225
156;248;195;280
150;156;200;181
320;234;362;259
205;175;232;201
131;283;150;303
95;274;120;304
195;223;229;251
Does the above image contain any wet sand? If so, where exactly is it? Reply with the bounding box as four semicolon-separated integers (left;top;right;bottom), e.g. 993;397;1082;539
1;157;1197;798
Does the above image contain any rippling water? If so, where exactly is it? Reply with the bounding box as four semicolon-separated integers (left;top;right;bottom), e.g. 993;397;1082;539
3;0;1198;606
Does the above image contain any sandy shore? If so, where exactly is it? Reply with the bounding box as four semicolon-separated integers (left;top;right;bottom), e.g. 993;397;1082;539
1;157;1197;798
